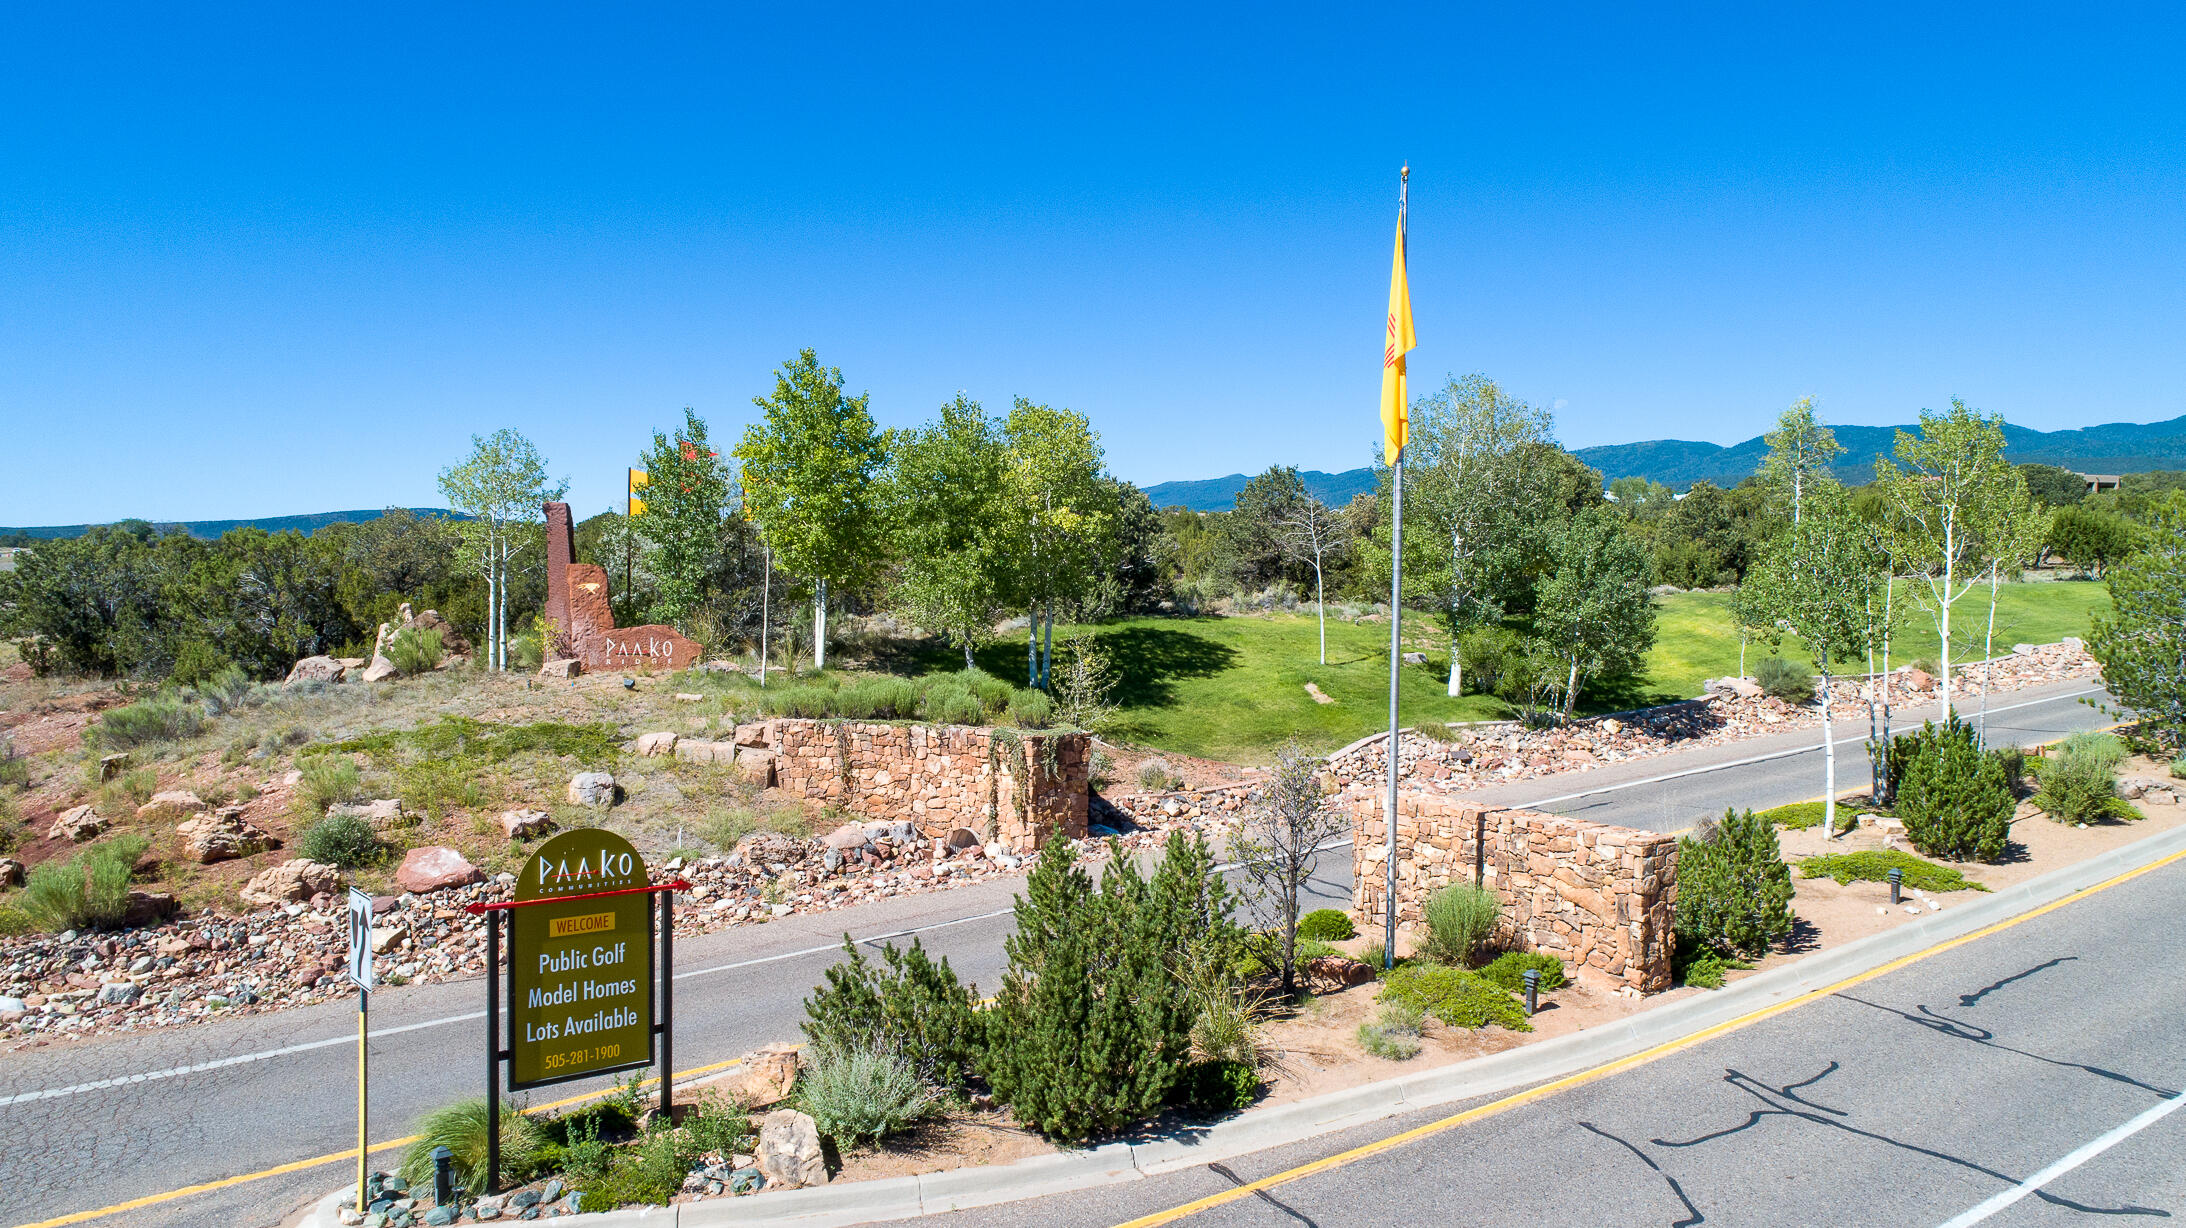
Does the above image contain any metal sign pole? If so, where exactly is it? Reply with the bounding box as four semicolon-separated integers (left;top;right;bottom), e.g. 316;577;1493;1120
485;909;500;1194
658;888;674;1121
357;986;368;1202
345;888;374;1204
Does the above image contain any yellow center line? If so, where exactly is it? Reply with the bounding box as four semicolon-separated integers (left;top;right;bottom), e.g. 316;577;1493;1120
1116;843;2186;1228
13;1053;753;1228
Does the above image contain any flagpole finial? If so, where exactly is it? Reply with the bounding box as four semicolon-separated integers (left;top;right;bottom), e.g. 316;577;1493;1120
1400;163;1409;182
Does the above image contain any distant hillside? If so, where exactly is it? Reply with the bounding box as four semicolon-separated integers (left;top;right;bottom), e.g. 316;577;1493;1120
1142;469;1380;512
1144;415;2186;509
0;508;461;542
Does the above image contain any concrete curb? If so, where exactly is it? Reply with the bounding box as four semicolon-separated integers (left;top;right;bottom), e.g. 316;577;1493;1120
302;820;2186;1228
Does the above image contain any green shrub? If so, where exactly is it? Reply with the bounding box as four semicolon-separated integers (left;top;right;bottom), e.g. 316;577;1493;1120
1178;1059;1258;1114
1378;966;1530;1031
1419;883;1500;967
1674;808;1794;958
0;744;27;791
384;627;446;675
935;689;986;726
2031;732;2137;825
1674;936;1753;990
1797;849;1990;893
2170;755;2186;780
91;695;208;750
1758;800;1860;834
1478;951;1567;993
574;1122;694;1209
0;905;32;937
836;677;919;720
803;1045;937;1148
507;632;544;672
169;640;233;688
1455;625;1523;697
1357;997;1426;1060
298;814;382;869
1180;952;1266;1068
20;835;149;931
1896;718;2015;862
769;684;838;719
193;665;258;716
1360;941;1387;971
101;766;158;811
962;668;1014;716
982;832;1244;1142
802;936;985;1093
1006;689;1056;728
1756;656;1814;703
1089;749;1115;792
398;1099;546;1195
1296;908;1357;942
296;755;363;815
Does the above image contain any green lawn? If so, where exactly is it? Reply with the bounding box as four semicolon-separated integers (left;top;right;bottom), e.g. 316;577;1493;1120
912;581;2109;763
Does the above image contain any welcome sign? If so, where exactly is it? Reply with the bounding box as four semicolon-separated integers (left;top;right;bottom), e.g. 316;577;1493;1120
506;829;655;1089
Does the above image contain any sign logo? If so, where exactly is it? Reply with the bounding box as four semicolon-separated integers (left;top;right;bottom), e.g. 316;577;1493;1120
346;889;375;990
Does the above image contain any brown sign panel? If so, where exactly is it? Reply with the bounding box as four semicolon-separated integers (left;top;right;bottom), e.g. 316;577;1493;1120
507;829;655;1089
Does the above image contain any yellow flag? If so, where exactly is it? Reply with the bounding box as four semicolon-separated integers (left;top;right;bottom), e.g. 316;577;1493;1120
1379;210;1416;463
627;468;650;516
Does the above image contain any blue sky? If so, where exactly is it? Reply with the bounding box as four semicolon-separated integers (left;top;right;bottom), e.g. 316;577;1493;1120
4;3;2183;524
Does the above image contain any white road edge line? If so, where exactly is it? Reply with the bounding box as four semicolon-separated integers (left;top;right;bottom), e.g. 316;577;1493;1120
1;685;2106;1110
1935;1092;2185;1227
1523;686;2104;810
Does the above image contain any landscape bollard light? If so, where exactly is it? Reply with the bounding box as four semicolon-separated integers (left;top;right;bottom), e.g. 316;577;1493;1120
432;1145;455;1207
1888;867;1903;905
1523;968;1540;1016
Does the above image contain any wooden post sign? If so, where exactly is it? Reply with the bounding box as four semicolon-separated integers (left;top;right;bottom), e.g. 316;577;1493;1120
469;829;685;1192
508;829;655;1088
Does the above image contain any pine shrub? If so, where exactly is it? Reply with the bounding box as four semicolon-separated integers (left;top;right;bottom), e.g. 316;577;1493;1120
1178;1059;1258;1114
1418;883;1501;967
801;936;984;1093
1477;951;1567;993
1296;908;1357;942
1674;808;1794;958
1897;719;2015;862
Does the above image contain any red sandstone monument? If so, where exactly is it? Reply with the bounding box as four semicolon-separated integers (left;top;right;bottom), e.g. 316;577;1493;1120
543;501;704;672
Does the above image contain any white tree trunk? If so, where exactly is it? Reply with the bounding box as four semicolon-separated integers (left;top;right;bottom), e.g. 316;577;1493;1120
1821;670;1837;841
1565;659;1580;718
1938;526;1955;722
1042;604;1054;689
1314;558;1327;666
814;578;828;671
1980;563;2001;739
759;548;771;687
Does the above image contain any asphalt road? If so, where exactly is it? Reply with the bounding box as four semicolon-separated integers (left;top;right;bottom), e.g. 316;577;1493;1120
0;679;2115;1228
929;828;2186;1227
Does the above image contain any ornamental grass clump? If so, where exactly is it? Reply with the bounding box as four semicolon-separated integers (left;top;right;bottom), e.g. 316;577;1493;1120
2031;731;2138;825
1674;808;1794;959
1418;883;1500;968
1356;998;1426;1060
397;1099;546;1195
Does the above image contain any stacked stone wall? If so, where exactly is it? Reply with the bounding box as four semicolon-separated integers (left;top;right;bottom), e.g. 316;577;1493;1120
741;720;1088;851
1351;790;1679;992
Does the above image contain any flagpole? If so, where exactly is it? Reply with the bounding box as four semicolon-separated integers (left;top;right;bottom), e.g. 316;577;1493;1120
1383;165;1408;970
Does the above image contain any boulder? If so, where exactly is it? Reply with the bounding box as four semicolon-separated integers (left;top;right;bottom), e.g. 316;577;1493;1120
403;608;471;655
756;1109;828;1188
136;791;206;824
2012;643;2038;656
394;846;483;894
360;655;401;683
176;808;277;864
821;822;871;851
286;655;348;685
338;657;367;670
1400;651;1427;664
673;739;729;765
1705;676;1762;700
944;827;981;851
733;722;772;748
1904;667;1935;692
98;981;143;1006
239;859;344;907
123;890;178;927
539;658;582;679
0;858;23;888
2120;778;2183;804
1299;955;1376;995
567;772;617;808
49;805;109;843
2061;636;2085;651
98;753;130;782
328;798;412;832
498;808;555;840
635;731;679;757
716;1044;801;1109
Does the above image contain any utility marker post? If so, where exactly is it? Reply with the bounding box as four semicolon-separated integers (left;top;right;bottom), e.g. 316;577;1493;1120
346;888;376;1203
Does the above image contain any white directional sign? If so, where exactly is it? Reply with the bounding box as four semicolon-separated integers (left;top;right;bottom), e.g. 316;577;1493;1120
346;888;375;990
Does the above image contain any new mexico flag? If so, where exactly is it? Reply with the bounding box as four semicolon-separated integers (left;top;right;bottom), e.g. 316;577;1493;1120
1379;215;1416;463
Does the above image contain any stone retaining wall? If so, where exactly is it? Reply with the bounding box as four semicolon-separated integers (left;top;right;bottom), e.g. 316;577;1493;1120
1350;790;1679;992
675;721;1089;851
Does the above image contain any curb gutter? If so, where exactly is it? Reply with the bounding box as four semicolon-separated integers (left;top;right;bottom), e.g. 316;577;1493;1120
304;820;2186;1228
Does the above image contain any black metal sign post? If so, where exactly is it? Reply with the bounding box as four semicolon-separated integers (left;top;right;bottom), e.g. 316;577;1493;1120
470;866;686;1192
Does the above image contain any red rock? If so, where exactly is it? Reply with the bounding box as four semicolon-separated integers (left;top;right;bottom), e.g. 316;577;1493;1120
394;846;484;894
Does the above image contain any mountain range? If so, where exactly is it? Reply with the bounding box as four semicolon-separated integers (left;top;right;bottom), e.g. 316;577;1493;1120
1140;414;2186;511
0;508;459;542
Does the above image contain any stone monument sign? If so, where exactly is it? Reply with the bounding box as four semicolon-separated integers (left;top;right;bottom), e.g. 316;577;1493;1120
542;501;704;672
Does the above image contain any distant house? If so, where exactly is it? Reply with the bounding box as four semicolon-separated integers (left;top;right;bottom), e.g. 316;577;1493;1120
0;546;26;572
2075;472;2122;495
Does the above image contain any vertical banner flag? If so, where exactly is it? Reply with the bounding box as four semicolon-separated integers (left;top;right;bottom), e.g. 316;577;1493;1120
1380;203;1416;463
627;469;650;516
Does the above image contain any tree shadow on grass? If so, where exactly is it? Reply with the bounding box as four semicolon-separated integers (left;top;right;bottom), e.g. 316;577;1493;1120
948;621;1237;711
